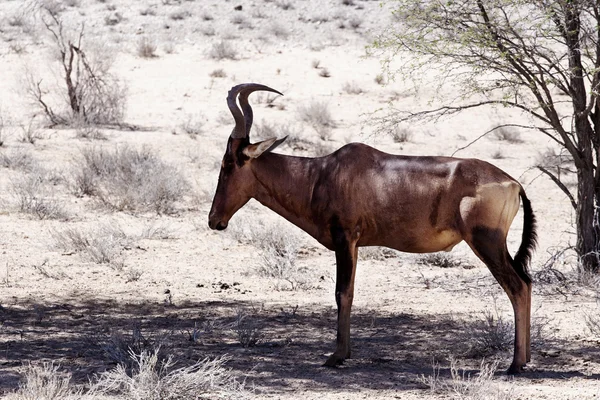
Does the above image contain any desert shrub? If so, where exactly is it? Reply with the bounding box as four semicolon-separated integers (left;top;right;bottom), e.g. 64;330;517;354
179;114;205;137
269;22;289;39
52;223;130;265
298;100;336;140
468;311;513;357
359;247;399;261
318;67;331;78
91;349;249;400
342;81;363;94
137;36;157;58
491;126;522;143
233;310;262;347
140;7;156;16
25;8;126;126
209;68;227;78
0;148;37;171
7;362;81;400
10;170;68;220
71;146;188;214
418;253;464;268
419;357;515;399
169;10;189;20
254;225;308;290
391;125;412;143
19;119;43;144
254;120;299;141
492;150;504;159
208;40;238;60
585;312;600;337
74;122;107;140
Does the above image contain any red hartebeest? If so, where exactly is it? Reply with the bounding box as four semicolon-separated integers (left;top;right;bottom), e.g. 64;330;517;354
208;83;537;374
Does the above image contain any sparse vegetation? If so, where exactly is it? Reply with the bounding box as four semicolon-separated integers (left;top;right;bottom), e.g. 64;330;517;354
468;310;513;357
71;146;188;214
208;40;238;60
8;362;81;400
492;126;523;143
233;309;262;347
276;0;294;10
210;68;227;78
391;126;412;143
179;114;205;137
269;22;289;39
492;150;505;159
255;225;309;290
298;100;336;140
10;170;68;220
419;253;465;269
0;148;36;171
342;81;363;94
137;36;158;58
25;8;126;126
92;350;249;400
318;67;331;78
169;10;190;20
419;357;514;399
52;223;130;265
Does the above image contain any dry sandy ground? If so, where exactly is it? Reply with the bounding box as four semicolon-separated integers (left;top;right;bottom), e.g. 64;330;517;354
0;0;599;399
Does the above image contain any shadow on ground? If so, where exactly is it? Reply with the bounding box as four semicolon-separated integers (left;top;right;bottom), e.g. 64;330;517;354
1;297;599;395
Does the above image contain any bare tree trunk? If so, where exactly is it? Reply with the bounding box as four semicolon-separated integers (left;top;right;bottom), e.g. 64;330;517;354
576;163;600;272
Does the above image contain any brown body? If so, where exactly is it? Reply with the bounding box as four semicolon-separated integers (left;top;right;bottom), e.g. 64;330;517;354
209;84;537;374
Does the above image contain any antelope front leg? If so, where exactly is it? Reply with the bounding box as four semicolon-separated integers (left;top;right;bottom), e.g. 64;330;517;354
324;228;358;367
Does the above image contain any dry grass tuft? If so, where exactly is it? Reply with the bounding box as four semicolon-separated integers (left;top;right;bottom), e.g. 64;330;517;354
71;146;188;214
10;169;68;220
91;349;249;400
51;223;131;265
208;40;238;60
419;357;515;399
7;362;81;400
298;100;336;140
137;36;158;58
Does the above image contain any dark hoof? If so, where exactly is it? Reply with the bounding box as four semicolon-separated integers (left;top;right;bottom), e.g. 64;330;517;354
506;364;524;375
323;354;345;367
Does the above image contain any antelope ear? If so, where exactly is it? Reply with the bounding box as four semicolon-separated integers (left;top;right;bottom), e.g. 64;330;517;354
243;136;287;158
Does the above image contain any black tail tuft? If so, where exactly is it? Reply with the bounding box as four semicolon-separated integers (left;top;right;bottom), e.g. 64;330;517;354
513;189;537;284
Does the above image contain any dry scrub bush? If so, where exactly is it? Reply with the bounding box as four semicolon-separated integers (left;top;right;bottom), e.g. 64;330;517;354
342;81;363;94
179;114;205;137
0;148;36;171
52;223;130;265
419;253;464;269
230;219;309;290
468;311;513;357
255;225;309;290
92;349;249;400
7;362;82;400
391;125;412;143
298;100;336;140
491;126;522;143
10;169;68;220
359;246;398;261
24;8;126;126
137;36;157;58
72;146;188;214
208;40;238;60
233;309;263;347
419;357;514;400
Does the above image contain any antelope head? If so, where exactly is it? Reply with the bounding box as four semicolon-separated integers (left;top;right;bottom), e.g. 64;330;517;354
208;83;286;230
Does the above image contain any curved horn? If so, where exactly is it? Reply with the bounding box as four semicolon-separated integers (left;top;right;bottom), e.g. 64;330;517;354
227;83;283;139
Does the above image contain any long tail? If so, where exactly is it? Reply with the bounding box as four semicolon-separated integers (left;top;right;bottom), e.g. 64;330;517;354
512;188;538;284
